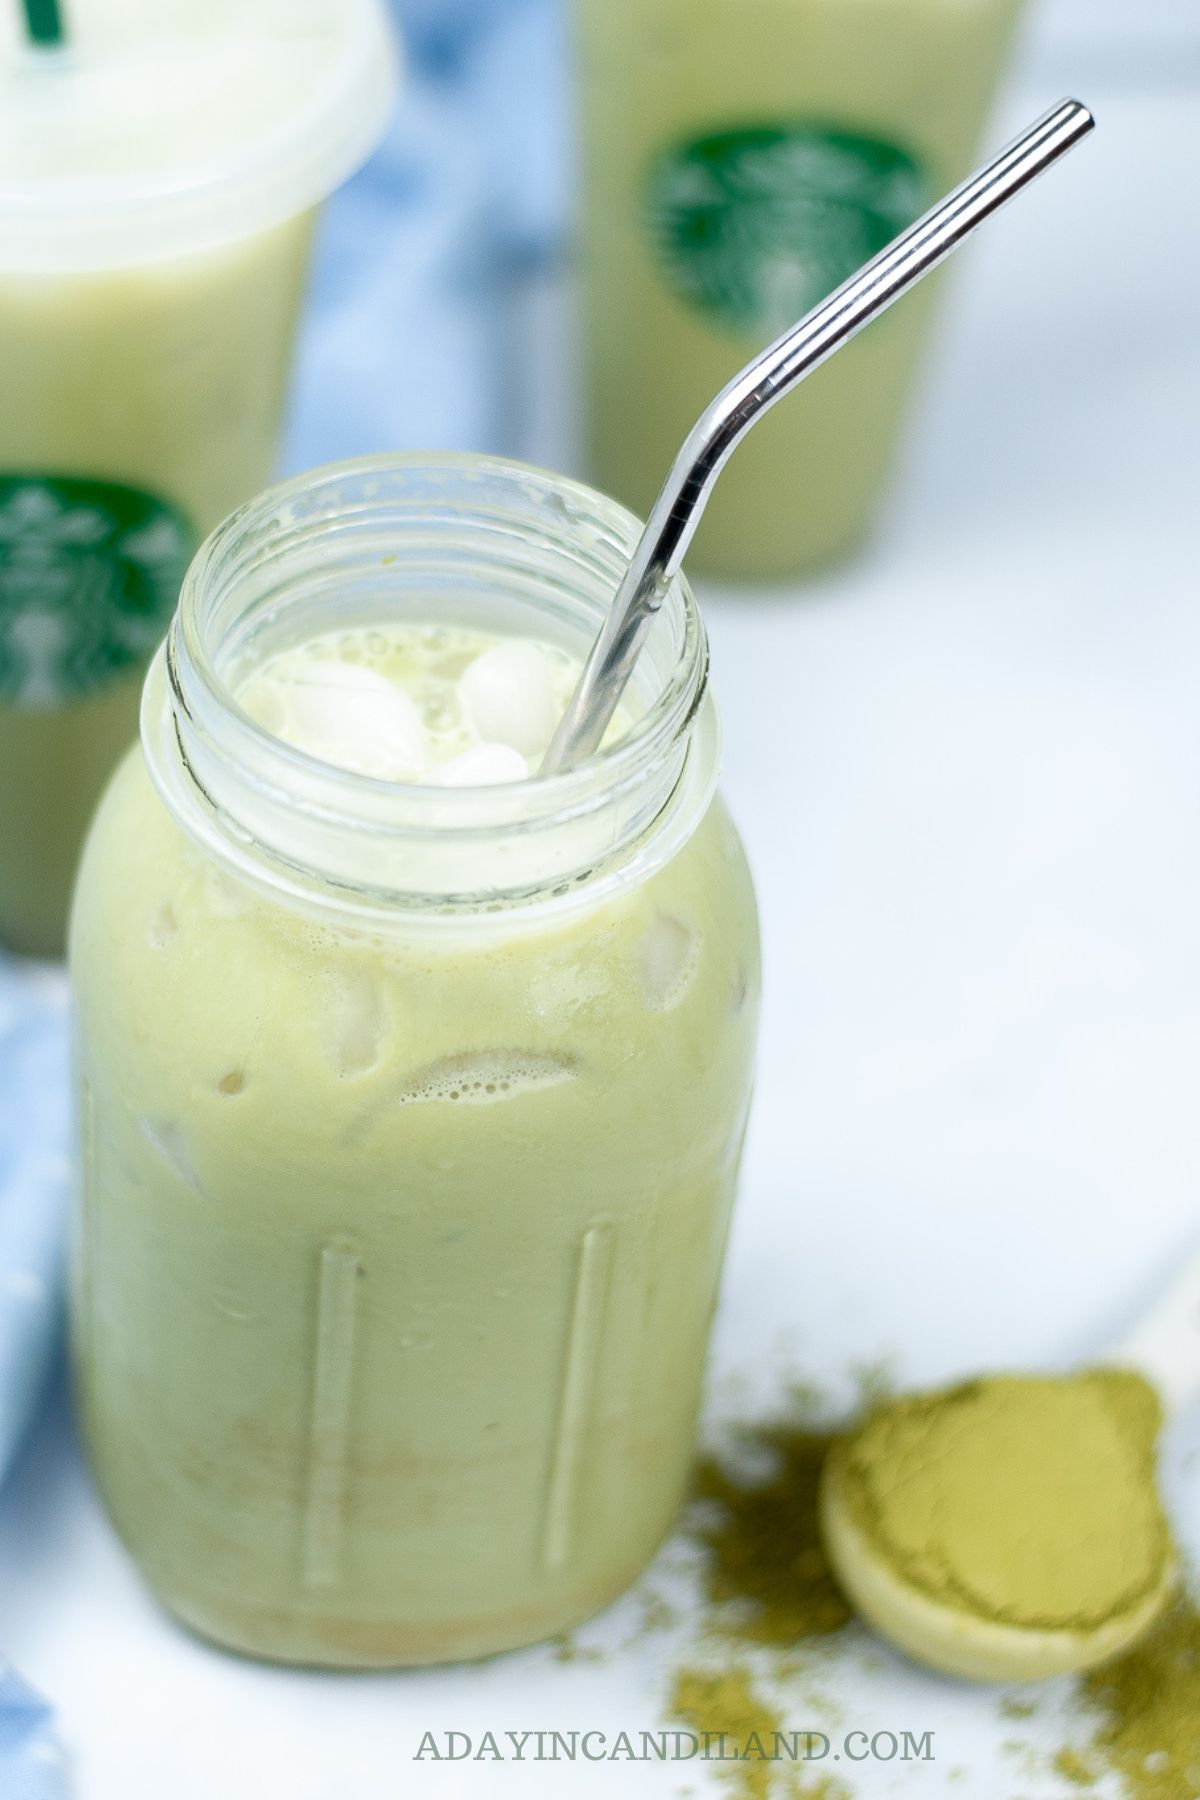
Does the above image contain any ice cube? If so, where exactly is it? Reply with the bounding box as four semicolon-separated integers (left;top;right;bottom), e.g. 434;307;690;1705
460;640;558;758
139;1118;207;1198
321;967;389;1078
148;903;177;949
638;913;699;1010
431;742;529;787
243;661;429;780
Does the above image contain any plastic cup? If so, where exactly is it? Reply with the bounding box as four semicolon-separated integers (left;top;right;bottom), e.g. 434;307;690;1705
0;0;399;956
578;0;1025;581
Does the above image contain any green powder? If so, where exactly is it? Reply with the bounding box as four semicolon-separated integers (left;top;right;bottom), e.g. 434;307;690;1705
671;1667;848;1800
664;1374;1192;1798
1078;1594;1200;1800
671;1668;786;1800
829;1368;1170;1631
1053;1746;1099;1787
695;1426;852;1644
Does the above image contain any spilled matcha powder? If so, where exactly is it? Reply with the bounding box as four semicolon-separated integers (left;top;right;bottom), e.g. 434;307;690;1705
671;1667;847;1800
1053;1745;1099;1787
826;1369;1171;1632
1076;1593;1200;1800
668;1412;855;1797
636;1370;1191;1799
694;1425;851;1644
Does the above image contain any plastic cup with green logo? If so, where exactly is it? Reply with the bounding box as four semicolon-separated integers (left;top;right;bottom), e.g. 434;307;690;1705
578;0;1024;581
0;0;398;957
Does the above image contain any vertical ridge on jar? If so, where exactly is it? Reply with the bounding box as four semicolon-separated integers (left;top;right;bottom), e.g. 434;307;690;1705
300;1240;363;1592
540;1220;616;1573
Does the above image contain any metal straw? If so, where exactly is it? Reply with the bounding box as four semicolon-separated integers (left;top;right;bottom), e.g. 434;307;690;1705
542;97;1095;775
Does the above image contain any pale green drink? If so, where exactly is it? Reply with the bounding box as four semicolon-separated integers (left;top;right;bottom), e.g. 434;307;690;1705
69;457;760;1665
0;220;313;954
0;0;396;955
579;0;1024;579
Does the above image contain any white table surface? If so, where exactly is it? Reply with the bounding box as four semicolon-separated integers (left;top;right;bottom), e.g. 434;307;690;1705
2;55;1198;1800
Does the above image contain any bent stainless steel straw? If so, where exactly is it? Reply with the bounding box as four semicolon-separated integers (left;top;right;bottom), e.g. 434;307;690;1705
542;97;1095;775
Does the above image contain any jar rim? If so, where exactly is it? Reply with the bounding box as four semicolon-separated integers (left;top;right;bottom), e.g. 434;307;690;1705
147;452;717;927
173;451;708;813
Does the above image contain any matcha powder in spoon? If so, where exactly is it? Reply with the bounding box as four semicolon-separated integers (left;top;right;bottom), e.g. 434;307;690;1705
663;1374;1198;1797
827;1369;1171;1633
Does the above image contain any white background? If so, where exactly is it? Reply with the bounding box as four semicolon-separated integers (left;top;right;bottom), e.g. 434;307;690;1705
2;4;1199;1795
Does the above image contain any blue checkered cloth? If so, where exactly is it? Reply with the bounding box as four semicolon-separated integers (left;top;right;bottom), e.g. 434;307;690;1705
0;1663;68;1799
0;962;69;1791
0;962;68;1485
284;0;566;471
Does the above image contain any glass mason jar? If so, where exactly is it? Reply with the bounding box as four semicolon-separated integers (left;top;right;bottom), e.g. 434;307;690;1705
69;454;760;1667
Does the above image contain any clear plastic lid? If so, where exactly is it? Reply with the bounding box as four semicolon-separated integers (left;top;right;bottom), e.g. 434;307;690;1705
0;0;400;270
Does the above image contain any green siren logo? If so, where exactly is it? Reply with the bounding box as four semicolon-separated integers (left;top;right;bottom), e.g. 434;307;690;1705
645;123;930;340
0;474;194;708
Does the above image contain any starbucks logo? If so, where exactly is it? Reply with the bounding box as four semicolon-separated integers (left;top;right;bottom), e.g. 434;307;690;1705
645;124;930;341
0;475;194;708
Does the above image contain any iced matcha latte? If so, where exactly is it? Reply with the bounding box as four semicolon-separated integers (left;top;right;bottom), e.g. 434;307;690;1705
0;0;396;954
69;456;760;1665
579;0;1024;578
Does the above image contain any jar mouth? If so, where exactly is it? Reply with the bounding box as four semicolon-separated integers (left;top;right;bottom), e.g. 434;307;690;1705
147;453;715;922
